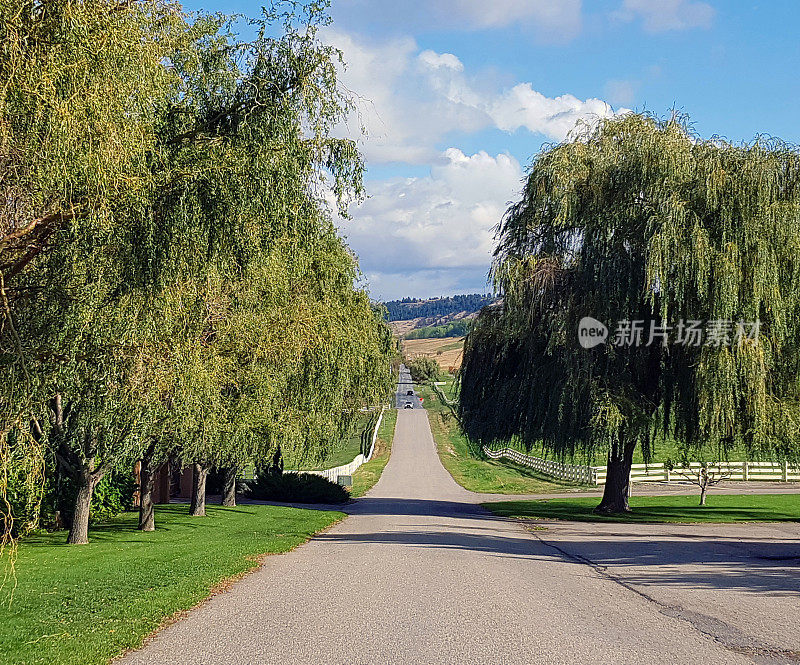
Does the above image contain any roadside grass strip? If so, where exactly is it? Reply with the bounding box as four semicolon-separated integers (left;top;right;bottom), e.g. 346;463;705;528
417;382;591;495
484;493;800;523
350;408;398;498
1;504;343;665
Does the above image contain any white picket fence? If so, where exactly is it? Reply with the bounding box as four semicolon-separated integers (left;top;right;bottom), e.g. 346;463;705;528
484;446;800;486
291;406;386;485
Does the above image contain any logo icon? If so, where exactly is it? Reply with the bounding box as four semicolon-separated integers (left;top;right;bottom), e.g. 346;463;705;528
578;316;608;349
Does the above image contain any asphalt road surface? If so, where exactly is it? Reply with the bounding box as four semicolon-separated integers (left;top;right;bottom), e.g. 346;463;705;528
119;408;800;665
395;363;421;409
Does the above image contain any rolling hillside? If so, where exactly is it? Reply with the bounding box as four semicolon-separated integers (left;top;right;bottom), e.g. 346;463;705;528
384;294;497;337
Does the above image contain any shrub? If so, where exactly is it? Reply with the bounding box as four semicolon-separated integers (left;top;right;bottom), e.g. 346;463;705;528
40;468;137;529
408;356;441;383
244;472;349;504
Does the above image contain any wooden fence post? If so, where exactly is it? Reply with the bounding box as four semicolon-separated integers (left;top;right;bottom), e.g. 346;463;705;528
743;461;748;481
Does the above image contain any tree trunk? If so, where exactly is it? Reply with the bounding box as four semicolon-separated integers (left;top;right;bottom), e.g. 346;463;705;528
699;468;709;506
594;440;636;514
67;469;95;545
138;442;158;531
189;462;209;517
221;466;237;507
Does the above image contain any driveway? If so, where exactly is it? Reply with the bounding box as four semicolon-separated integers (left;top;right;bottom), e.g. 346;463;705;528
119;409;800;665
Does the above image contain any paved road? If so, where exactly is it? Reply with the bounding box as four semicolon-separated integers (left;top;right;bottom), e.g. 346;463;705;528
119;409;800;665
395;363;421;409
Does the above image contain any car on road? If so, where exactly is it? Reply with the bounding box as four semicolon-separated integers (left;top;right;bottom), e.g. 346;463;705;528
403;404;413;409
406;390;414;396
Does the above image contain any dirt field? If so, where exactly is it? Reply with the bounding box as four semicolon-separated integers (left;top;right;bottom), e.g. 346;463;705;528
389;318;423;336
402;336;465;371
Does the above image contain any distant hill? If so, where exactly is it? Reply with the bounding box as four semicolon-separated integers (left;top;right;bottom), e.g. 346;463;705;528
383;294;496;322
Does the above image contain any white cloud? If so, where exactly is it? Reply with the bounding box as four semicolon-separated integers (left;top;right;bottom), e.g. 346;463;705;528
328;30;487;164
326;29;625;165
489;84;619;139
340;149;523;283
418;50;464;71
616;0;715;32
322;28;631;298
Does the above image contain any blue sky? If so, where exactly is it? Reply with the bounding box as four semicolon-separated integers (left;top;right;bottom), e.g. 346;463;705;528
182;1;800;301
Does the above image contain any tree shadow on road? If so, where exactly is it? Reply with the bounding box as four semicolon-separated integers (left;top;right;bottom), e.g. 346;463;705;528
310;495;800;597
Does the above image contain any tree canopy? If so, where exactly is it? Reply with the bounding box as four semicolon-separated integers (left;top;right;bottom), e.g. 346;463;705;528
0;1;393;545
459;113;800;512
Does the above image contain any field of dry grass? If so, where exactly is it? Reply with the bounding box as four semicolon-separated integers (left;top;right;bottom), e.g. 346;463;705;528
402;336;465;371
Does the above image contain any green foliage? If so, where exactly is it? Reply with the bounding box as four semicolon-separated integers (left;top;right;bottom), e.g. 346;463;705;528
2;433;44;538
244;472;350;504
41;470;137;527
405;319;472;339
0;1;394;540
407;356;441;383
0;0;186;542
460;113;800;486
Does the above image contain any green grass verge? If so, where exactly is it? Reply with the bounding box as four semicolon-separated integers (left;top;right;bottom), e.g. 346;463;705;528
350;408;398;498
484;493;800;523
418;382;590;495
1;504;343;665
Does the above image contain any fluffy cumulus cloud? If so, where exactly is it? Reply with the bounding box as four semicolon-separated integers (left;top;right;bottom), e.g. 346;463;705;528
326;28;624;165
327;30;485;164
616;0;715;32
488;84;617;138
339;149;523;299
322;29;631;298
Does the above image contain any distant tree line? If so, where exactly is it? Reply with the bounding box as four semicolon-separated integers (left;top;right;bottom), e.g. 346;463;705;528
405;320;472;340
384;294;496;322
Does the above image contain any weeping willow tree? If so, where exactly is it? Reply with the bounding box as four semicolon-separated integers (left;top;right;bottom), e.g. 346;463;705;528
134;4;393;521
1;0;393;542
0;0;186;544
459;113;800;513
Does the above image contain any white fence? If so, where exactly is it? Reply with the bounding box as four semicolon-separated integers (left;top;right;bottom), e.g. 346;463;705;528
484;446;800;486
483;447;597;484
290;406;386;485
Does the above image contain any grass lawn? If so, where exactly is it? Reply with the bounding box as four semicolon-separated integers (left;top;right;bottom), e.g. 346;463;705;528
1;504;343;665
350;408;398;498
484;493;800;523
418;382;590;495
